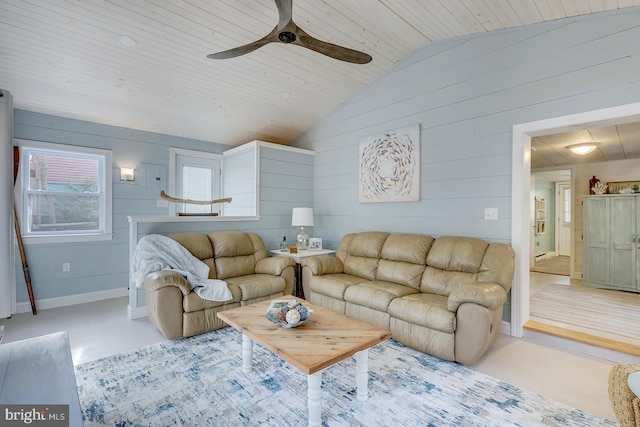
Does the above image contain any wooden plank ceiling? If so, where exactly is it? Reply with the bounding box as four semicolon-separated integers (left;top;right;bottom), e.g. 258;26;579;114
1;0;639;158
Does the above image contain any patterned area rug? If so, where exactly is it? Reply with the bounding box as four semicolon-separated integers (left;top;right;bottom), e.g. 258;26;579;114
75;327;614;426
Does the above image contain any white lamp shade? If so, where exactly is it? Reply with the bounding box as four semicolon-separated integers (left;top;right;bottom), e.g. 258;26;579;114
291;207;314;227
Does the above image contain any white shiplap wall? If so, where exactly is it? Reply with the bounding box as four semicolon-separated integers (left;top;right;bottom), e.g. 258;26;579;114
292;7;640;321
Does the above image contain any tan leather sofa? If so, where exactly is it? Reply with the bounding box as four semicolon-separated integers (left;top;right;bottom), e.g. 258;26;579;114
300;231;515;365
143;230;296;339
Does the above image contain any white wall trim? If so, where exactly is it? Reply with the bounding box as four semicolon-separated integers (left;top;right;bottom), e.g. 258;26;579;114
15;287;128;314
128;304;148;320
511;102;640;338
500;320;511;336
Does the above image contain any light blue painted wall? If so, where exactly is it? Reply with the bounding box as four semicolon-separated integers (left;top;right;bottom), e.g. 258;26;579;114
292;6;640;247
13;111;313;306
534;180;555;256
291;7;640;321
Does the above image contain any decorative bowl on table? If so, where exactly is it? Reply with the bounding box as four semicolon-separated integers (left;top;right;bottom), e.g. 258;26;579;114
266;300;313;328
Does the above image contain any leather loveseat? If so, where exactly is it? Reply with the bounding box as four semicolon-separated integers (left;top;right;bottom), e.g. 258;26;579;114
143;230;296;339
300;231;515;365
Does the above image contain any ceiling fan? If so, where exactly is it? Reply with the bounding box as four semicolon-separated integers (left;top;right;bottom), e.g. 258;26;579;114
207;0;372;64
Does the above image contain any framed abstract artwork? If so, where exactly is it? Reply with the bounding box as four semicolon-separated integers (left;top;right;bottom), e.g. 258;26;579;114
359;124;420;203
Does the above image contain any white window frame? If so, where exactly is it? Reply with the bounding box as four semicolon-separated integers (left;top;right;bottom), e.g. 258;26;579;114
16;139;113;244
169;148;223;216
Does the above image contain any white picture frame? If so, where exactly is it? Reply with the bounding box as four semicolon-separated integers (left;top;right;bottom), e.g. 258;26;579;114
308;238;322;251
359;124;420;203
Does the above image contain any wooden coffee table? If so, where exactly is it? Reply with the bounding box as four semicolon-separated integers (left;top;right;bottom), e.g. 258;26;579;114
217;295;391;427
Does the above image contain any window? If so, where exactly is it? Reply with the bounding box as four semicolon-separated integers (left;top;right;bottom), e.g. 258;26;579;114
563;187;571;224
18;140;112;243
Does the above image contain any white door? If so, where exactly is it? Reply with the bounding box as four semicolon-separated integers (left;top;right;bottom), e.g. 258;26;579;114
557;182;571;256
175;154;221;215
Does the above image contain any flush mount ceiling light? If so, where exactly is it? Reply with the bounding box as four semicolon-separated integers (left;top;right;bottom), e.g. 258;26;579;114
566;142;600;155
118;35;137;48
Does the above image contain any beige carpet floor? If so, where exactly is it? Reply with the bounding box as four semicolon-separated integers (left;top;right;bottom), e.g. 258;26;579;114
530;284;640;343
530;256;570;276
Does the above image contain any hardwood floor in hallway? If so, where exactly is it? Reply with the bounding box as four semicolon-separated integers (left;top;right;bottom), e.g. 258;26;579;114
527;272;640;356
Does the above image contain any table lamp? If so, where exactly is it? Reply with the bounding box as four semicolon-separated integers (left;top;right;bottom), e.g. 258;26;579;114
291;207;314;250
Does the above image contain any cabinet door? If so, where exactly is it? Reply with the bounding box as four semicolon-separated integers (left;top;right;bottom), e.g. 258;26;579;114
583;197;609;286
610;196;636;290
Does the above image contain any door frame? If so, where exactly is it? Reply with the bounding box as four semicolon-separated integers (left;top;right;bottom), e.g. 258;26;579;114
556;181;571;257
510;102;640;337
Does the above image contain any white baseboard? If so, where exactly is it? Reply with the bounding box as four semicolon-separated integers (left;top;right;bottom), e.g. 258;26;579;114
128;304;148;320
15;287;128;314
500;320;511;336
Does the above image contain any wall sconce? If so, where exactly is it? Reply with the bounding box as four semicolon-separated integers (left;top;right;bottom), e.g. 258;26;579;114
291;207;314;250
120;167;135;181
566;143;600;155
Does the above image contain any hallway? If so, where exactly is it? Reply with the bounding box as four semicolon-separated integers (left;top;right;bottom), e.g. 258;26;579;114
527;272;640;356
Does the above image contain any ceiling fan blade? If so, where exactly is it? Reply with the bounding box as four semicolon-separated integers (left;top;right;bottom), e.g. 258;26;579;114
295;29;372;64
274;0;293;30
207;26;279;59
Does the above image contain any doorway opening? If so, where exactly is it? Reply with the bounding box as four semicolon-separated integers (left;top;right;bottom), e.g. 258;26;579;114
510;102;640;338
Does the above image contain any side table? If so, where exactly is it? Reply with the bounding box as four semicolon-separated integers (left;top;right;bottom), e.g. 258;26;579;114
270;249;336;299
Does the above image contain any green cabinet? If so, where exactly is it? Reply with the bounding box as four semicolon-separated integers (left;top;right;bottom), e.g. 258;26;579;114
583;195;640;292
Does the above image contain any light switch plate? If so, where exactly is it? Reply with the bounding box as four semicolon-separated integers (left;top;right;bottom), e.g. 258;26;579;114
484;208;498;220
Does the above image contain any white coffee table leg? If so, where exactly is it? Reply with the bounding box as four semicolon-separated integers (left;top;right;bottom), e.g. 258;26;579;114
242;334;253;373
307;370;323;427
355;349;369;402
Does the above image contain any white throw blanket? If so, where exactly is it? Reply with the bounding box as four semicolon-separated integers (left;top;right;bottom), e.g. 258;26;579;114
132;234;232;302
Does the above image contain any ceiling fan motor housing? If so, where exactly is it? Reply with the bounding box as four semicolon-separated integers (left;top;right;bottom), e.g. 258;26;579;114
278;31;297;43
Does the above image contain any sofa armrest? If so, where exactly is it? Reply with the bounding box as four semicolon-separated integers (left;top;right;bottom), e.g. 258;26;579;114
255;256;296;276
447;283;507;312
143;270;192;296
300;256;344;275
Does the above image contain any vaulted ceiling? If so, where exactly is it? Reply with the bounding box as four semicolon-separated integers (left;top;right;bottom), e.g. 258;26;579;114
1;1;638;147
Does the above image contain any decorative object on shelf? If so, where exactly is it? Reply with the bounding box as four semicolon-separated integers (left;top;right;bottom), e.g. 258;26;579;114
589;176;600;195
607;181;640;194
566;142;600;155
159;190;232;205
266;300;313;328
359;124;420;203
291;207;314;250
289;246;298;254
280;236;288;252
592;181;608;195
309;238;322;250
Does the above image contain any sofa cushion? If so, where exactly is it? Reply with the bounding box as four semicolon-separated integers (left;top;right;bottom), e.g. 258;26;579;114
380;233;434;265
388;293;456;334
183;284;242;313
170;232;217;278
421;267;480;296
310;274;366;300
226;274;285;301
343;232;389;280
426;236;488;273
375;234;433;289
344;281;419;312
209;231;259;279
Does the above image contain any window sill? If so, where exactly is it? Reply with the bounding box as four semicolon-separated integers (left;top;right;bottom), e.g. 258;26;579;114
127;215;260;223
22;233;114;245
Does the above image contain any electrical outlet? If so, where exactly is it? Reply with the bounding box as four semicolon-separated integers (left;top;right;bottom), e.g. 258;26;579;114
62;262;70;272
